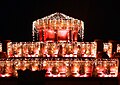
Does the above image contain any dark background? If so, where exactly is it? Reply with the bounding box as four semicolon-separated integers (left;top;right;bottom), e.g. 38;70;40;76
0;0;119;42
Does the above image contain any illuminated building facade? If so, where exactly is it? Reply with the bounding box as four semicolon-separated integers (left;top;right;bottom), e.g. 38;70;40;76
0;12;119;78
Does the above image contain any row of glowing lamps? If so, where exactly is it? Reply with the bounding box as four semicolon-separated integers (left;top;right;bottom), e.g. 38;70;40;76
7;42;97;58
0;58;118;77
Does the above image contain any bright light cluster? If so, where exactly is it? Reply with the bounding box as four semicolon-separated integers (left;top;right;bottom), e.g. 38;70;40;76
103;42;112;58
117;44;120;53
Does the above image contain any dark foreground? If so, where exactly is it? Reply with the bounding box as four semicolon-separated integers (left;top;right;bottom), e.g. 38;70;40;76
0;77;119;85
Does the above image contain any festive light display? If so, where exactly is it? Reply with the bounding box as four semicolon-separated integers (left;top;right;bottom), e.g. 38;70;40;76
32;12;84;42
0;12;119;78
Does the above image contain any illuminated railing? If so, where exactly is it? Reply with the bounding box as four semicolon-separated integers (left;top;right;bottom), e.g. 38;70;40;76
7;42;97;58
0;57;119;77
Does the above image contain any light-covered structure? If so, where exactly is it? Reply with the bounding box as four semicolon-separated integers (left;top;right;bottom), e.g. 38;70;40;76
0;12;119;78
32;12;84;42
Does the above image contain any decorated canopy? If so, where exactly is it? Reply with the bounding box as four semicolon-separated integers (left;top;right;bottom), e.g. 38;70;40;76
32;12;84;42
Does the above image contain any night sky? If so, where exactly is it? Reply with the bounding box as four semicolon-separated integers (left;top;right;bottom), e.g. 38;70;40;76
0;0;119;42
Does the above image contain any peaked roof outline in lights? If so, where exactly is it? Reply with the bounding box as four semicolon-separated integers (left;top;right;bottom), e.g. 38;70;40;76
40;12;77;20
33;12;84;28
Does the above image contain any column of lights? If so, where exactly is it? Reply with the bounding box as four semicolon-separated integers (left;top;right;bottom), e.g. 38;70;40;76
91;42;97;57
103;42;112;58
117;44;120;53
0;42;2;52
7;42;12;57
